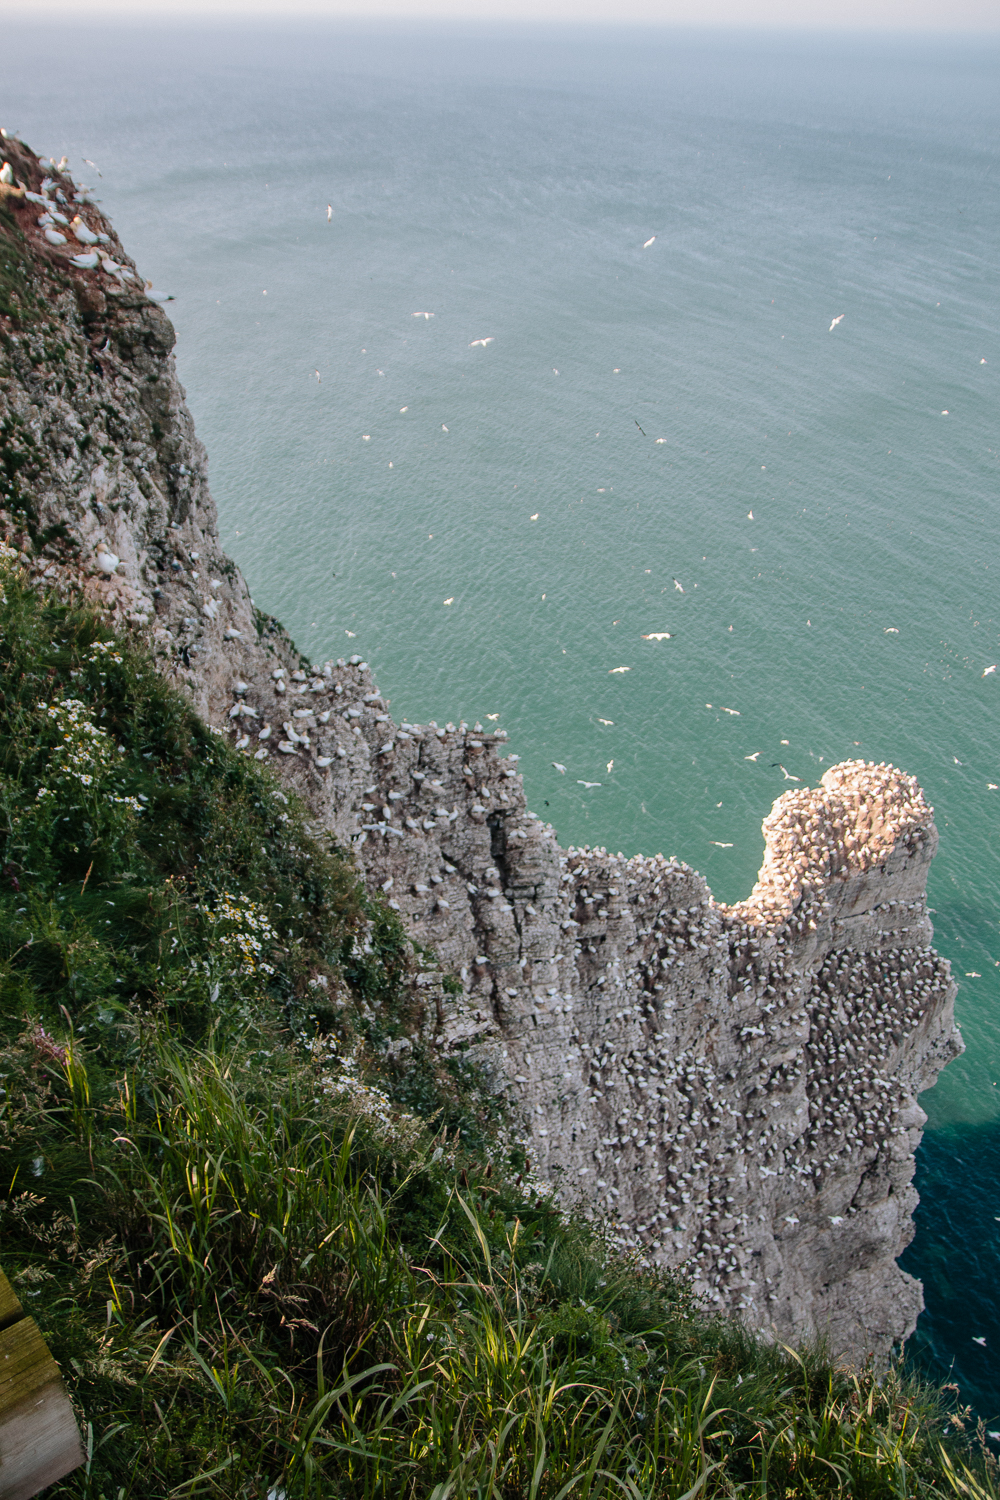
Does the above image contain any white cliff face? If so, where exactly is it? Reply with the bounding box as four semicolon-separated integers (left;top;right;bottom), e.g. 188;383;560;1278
0;133;961;1364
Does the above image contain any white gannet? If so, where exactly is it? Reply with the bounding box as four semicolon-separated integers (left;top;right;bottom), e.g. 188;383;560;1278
643;235;656;248
609;667;630;674
744;752;761;761
641;633;671;640
597;717;613;725
96;550;119;574
412;311;434;319
983;665;997;677
469;337;494;347
552;762;566;773
829;314;845;331
673;578;684;592
578;780;601;788
327;204;332;220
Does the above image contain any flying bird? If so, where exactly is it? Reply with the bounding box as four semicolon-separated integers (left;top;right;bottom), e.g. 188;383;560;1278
829;314;845;331
486;713;499;720
643;235;656;248
577;780;601;788
597;717;614;725
314;370;321;383
530;513;539;520
709;841;734;847
552;762;566;773
642;633;672;640
327;204;332;220
773;764;800;780
673;578;684;592
747;510;754;519
469;337;494;347
983;665;997;677
744;752;761;761
413;311;434;319
609;666;630;674
607;759;614;773
719;706;740;716
443;597;454;605
973;1337;987;1346
635;420;646;436
83;158;102;177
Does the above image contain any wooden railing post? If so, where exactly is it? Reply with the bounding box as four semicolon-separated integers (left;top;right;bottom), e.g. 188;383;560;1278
0;1267;84;1499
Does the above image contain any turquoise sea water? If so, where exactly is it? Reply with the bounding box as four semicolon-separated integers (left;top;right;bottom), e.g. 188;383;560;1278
3;19;999;1409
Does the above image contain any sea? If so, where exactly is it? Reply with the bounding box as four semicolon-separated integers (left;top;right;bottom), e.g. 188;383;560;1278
2;16;998;1412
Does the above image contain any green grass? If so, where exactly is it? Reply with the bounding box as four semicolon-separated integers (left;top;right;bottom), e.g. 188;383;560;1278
0;549;997;1499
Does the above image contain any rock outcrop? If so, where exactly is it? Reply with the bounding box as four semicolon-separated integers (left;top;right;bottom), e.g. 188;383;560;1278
0;132;962;1362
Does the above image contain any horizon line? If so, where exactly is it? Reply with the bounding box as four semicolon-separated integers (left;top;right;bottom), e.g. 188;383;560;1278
1;7;999;31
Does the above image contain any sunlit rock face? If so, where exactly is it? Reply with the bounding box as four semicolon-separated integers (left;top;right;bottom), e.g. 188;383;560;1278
0;131;960;1365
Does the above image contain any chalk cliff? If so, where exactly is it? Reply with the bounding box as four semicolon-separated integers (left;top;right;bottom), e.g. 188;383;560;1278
0;133;962;1361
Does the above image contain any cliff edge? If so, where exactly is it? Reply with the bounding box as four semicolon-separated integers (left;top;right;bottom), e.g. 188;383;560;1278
0;132;962;1362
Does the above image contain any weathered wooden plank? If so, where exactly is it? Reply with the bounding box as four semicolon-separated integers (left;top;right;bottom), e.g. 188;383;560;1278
0;1314;85;1500
0;1274;21;1336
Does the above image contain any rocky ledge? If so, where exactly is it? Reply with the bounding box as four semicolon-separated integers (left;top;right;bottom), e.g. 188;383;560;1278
0;130;961;1362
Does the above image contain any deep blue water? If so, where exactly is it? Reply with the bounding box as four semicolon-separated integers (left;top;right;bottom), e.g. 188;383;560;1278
2;18;999;1411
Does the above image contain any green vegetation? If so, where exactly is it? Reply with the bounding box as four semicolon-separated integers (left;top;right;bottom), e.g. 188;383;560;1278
0;551;996;1498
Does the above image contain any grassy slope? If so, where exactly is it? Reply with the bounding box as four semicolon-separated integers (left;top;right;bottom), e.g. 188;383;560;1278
0;552;994;1500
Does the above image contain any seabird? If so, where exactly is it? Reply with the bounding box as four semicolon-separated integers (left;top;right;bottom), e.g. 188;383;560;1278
643;235;656;248
469;337;494;347
829;314;845;331
608;666;630;674
413;311;434;319
327;205;332;220
773;765;800;781
597;717;614;725
709;841;733;847
983;665;996;677
552;762;566;773
673;578;684;592
578;780;601;788
606;759;614;773
744;752;761;761
96;550;119;574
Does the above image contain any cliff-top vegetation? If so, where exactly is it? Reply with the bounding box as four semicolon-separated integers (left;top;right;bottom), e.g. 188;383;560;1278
0;546;995;1499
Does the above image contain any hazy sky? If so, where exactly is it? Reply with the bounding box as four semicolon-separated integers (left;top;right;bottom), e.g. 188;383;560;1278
3;0;998;29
